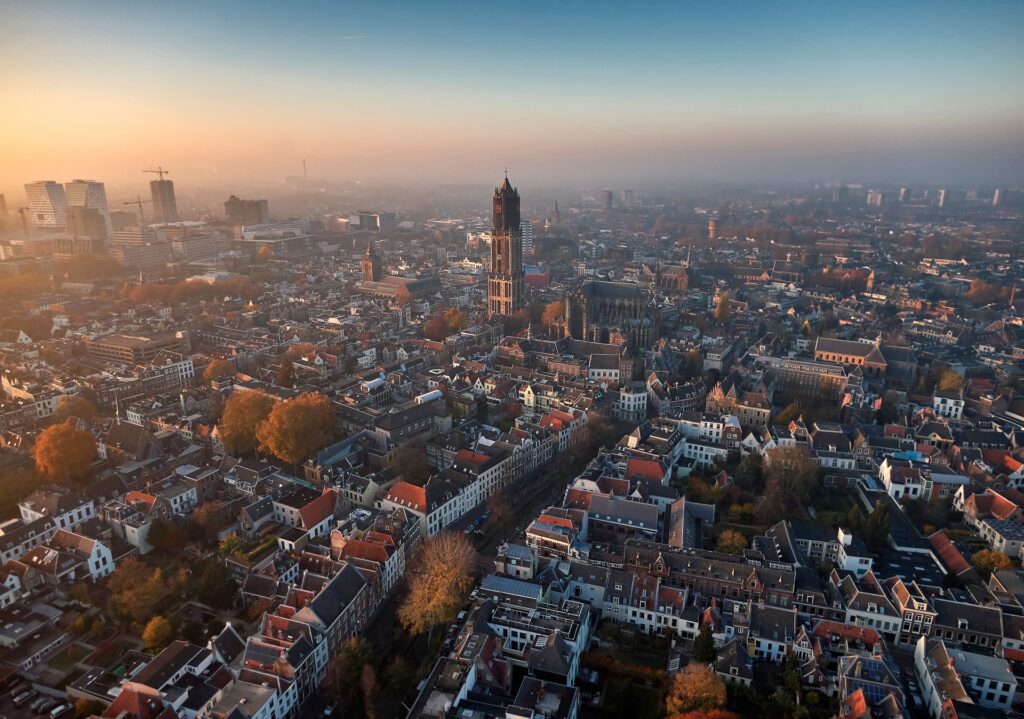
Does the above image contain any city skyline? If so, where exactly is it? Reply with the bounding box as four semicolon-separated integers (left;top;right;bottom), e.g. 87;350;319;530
2;0;1024;197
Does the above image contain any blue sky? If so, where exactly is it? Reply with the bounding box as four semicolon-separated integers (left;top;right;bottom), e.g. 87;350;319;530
2;1;1023;189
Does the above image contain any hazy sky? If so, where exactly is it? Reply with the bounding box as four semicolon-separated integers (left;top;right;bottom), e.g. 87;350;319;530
2;0;1023;197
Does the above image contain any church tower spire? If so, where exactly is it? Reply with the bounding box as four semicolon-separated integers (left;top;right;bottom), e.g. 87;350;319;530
361;238;382;282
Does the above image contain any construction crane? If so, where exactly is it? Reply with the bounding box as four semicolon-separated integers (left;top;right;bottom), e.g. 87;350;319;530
124;195;151;225
143;166;170;181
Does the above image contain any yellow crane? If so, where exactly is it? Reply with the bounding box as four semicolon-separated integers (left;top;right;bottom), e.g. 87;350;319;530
123;195;151;225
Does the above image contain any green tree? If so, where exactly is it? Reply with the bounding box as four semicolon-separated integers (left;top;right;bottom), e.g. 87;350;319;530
328;637;373;715
391;446;434;486
693;623;717;664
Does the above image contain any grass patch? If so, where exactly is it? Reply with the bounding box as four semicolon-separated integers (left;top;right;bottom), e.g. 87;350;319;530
48;643;89;672
601;677;661;719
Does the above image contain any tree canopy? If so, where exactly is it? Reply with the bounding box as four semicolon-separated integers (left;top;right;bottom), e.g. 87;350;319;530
54;395;97;422
715;529;747;555
33;420;97;484
203;359;235;385
218;390;276;455
391;446;434;486
972;549;1012;578
399;532;475;636
666;664;727;716
256;392;334;465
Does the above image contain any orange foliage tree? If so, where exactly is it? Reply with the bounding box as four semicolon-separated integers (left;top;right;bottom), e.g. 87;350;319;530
218;390;276;455
33;420;96;484
665;664;727;716
256;392;334;465
203;359;236;386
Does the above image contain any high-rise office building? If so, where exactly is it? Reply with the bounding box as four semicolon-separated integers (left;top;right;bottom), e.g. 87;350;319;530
224;195;270;225
603;190;614;210
24;181;68;228
150;179;178;223
937;189;949;208
67;206;109;241
866;191;884;207
623;189;635;205
520;220;533;259
110;210;137;231
65;179;112;239
898;187;912;203
488;174;525;318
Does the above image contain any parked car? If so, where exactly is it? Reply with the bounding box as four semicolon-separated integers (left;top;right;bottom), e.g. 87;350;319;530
30;696;51;713
13;690;37;707
322;699;338;717
50;703;73;719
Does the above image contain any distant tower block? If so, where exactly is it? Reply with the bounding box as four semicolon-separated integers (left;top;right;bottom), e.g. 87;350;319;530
708;217;718;242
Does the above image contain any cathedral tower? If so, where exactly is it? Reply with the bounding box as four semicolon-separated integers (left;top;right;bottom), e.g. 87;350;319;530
361;238;382;282
488;174;525;318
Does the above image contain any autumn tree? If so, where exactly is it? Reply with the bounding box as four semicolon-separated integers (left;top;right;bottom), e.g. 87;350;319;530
256;392;334;466
394;284;412;306
142;615;174;651
192;500;229;544
203;358;235;385
526;302;546;324
503;309;530;335
218;390;276;455
693;623;717;664
54;395;97;422
672;710;740;719
714;293;732;325
934;368;964;392
391;446;434;486
361;664;379;719
972;549;1013;578
486;490;514;530
759;447;820;523
423;314;452;341
715;529;747;555
146;518;186;553
219;532;244;558
772;401;801;426
541;300;564;326
257;245;274;261
443;308;466;333
399;532;475;639
276;360;296;388
285;342;317;361
108;559;169;626
33;420;97;485
328;637;373;716
666;663;727;716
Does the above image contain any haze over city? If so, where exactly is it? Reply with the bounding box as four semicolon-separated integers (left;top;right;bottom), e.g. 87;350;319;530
2;4;1024;719
3;0;1024;198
